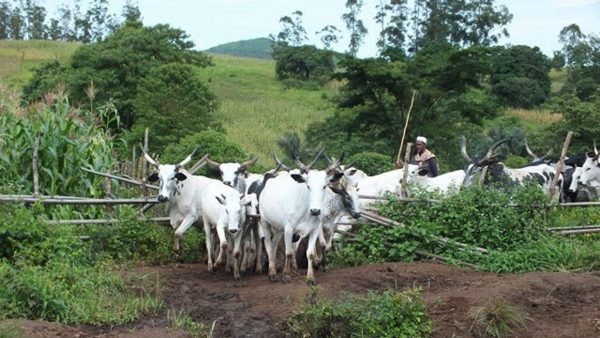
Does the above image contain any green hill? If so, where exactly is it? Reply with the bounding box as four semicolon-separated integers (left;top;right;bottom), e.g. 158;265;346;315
205;38;274;59
0;39;80;88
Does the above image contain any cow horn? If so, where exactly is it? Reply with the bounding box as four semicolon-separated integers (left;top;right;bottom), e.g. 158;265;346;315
241;156;258;169
485;139;509;160
205;157;222;170
326;151;344;174
324;153;335;165
460;136;472;163
272;153;291;171
595;140;598;156
143;152;159;168
541;148;553;160
307;146;325;170
175;147;197;170
524;138;539;159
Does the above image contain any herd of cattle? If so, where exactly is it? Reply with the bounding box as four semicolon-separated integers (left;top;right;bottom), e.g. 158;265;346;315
142;136;600;283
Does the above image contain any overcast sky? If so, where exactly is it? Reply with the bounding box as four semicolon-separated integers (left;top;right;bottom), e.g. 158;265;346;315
43;0;600;57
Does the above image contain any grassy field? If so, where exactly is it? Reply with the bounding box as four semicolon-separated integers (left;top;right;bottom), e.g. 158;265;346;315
0;39;80;89
198;53;338;166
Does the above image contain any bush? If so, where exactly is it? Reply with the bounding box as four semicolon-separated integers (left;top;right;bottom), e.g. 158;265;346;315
131;63;222;153
346;152;394;176
283;288;432;338
272;44;336;83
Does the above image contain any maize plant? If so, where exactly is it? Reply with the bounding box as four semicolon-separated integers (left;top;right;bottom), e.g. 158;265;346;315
0;97;116;198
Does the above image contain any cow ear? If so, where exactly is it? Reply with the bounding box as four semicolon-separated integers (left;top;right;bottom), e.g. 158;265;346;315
329;172;344;183
291;173;306;183
418;169;429;176
147;172;159;182
175;172;187;181
348;169;357;176
216;194;226;205
329;185;344;195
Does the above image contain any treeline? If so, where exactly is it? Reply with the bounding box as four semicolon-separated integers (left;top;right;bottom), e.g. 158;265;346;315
0;0;140;42
270;0;600;171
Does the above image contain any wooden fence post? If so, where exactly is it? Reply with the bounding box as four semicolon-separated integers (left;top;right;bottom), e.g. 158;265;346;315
400;142;413;198
32;133;41;197
141;128;149;197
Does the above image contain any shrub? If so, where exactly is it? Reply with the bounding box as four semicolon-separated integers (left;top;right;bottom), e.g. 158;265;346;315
470;298;529;338
346;152;394;176
283;288;432;338
131;63;222;153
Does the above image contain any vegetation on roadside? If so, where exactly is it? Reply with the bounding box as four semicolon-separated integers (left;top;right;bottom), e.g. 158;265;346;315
283;288;432;338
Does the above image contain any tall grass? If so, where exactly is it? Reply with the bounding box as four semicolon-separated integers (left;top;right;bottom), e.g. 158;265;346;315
0;40;80;88
198;53;338;167
505;108;562;125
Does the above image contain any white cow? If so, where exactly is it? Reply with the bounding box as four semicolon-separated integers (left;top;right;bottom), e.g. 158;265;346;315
258;150;342;283
200;180;250;280
206;156;261;193
144;151;213;254
568;165;594;200
579;152;600;199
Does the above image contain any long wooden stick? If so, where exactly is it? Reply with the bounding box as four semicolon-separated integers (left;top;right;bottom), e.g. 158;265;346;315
556;228;600;235
32;134;41;197
359;210;488;254
400;142;413;198
81;168;159;190
548;131;572;202
547;225;600;231
0;195;161;205
46;217;170;225
396;90;417;163
141;128;149;197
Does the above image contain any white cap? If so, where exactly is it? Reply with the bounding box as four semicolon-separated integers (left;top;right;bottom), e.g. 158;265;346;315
416;136;427;145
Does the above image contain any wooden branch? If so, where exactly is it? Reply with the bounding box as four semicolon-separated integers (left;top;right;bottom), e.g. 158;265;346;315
400;142;413;198
396;90;417;163
555;228;600;235
189;154;209;174
81;167;159;190
547;225;600;231
46;217;170;225
32;133;41;196
549;131;572;202
340;230;479;269
0;195;161;205
558;201;600;207
141;128;149;197
359;210;488;254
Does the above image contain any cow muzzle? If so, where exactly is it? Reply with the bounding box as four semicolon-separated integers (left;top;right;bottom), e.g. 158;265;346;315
310;208;321;216
229;228;238;235
351;211;361;219
157;195;169;202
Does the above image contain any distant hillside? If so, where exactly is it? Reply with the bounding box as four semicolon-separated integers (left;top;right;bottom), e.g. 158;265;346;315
205;38;274;59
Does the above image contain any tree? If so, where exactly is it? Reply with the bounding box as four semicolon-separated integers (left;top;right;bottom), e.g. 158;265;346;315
376;0;409;56
490;45;551;108
559;24;590;67
24;0;47;39
0;1;11;39
272;45;336;82
272;10;307;46
22;21;212;130
131;63;221;153
9;5;24;39
316;24;341;50
342;0;368;56
121;0;141;22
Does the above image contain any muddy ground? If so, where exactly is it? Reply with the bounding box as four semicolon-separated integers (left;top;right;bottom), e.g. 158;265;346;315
4;261;600;337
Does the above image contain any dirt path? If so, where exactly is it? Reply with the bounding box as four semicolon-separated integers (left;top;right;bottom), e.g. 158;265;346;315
4;262;600;337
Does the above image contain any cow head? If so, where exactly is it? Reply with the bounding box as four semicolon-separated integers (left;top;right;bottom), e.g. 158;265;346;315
206;156;258;190
461;136;509;186
216;191;250;235
144;150;195;202
290;147;340;216
329;176;361;219
579;152;600;188
569;165;582;193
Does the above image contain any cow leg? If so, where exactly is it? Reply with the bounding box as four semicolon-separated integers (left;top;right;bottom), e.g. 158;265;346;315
225;236;233;273
174;215;197;260
232;232;244;281
261;223;281;282
305;229;320;285
255;224;265;273
214;224;228;269
202;218;215;272
282;226;295;283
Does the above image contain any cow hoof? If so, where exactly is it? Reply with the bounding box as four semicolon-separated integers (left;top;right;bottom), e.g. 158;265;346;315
282;275;291;284
234;275;241;281
319;265;329;272
207;263;215;272
269;274;278;282
306;278;318;286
